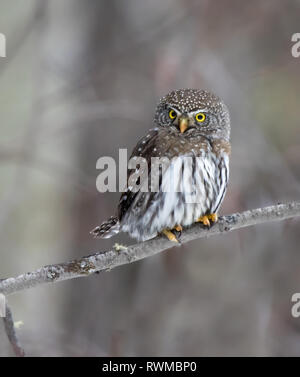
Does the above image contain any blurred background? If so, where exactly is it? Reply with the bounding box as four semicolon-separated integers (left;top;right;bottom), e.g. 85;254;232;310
0;0;300;356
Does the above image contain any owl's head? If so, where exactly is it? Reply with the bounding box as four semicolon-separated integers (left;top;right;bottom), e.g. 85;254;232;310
154;89;230;141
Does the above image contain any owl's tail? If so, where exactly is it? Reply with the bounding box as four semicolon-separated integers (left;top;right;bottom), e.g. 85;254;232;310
90;216;120;239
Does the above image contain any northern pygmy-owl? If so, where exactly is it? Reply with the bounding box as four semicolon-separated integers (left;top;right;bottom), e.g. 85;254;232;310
91;89;231;242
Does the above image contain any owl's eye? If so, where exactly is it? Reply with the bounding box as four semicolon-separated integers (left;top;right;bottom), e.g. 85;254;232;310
168;109;177;120
195;112;206;123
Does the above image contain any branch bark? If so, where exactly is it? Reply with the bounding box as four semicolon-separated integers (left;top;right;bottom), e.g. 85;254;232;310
2;304;25;357
0;202;299;297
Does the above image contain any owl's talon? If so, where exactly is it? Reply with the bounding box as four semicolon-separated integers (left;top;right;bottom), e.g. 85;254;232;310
162;229;179;243
172;225;183;239
196;213;218;227
196;215;210;227
173;224;183;232
208;213;218;223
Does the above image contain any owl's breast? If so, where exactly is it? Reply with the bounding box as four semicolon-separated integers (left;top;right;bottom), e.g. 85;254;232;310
154;150;229;227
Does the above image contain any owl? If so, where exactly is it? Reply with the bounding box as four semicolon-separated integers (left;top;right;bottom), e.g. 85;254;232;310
91;89;231;242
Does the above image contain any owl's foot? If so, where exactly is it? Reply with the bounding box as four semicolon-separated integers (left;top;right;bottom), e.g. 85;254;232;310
173;224;183;232
208;213;218;223
162;229;179;243
196;213;218;227
172;224;183;239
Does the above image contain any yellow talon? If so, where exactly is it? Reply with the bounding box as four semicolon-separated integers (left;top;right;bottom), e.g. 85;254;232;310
173;224;183;232
196;213;218;226
196;215;210;226
162;229;179;243
208;213;218;223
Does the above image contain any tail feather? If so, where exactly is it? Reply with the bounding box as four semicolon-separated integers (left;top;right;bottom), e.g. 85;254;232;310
90;216;120;239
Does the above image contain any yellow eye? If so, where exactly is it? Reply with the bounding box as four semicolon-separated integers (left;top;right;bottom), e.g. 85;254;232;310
169;109;177;120
195;112;206;123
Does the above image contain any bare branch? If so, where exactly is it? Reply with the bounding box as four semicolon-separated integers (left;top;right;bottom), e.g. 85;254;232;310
2;305;25;357
0;202;299;297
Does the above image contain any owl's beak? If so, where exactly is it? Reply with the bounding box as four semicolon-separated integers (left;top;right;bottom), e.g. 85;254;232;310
179;117;189;133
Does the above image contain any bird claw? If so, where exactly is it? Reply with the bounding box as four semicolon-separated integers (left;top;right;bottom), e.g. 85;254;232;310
196;213;218;227
173;224;183;232
172;224;183;239
162;229;179;243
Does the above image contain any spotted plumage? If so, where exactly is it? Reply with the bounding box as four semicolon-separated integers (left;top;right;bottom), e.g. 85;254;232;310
91;89;231;242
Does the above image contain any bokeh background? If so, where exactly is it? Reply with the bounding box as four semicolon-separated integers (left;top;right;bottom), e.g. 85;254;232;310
1;0;300;356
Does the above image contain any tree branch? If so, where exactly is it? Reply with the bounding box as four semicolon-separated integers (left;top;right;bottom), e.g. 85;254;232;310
2;304;25;357
0;202;299;297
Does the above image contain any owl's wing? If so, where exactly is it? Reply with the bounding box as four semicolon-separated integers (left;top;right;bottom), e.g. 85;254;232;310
117;127;169;221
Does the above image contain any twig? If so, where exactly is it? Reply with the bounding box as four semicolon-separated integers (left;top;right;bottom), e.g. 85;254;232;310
2;304;25;357
0;202;299;297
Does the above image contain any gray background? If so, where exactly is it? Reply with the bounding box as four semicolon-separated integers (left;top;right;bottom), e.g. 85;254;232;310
0;0;300;356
